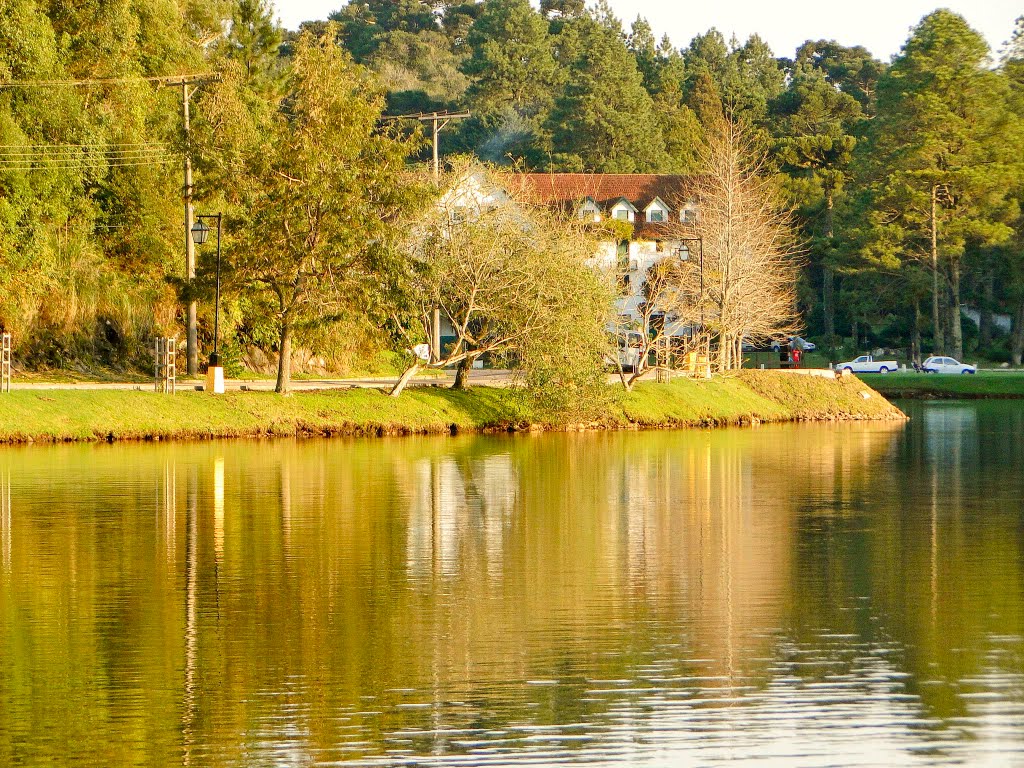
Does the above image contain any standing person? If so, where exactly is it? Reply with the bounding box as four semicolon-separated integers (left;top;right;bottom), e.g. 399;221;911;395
789;336;804;369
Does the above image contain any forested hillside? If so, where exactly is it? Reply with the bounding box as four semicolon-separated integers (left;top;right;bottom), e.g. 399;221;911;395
2;0;1024;374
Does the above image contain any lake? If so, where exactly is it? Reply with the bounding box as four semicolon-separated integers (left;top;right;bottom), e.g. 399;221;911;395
0;401;1022;766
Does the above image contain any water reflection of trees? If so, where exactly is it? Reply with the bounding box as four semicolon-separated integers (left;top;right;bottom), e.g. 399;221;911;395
0;416;1021;764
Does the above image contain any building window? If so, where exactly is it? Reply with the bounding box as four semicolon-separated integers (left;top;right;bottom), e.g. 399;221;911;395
681;208;696;224
656;240;664;252
614;208;629;221
649;209;665;223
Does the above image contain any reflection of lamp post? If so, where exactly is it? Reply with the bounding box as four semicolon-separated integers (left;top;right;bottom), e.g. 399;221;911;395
190;213;223;392
675;236;704;329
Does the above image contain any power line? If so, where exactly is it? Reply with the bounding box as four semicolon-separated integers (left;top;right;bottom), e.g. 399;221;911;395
0;153;169;160
0;142;167;149
0;152;171;160
0;73;220;89
0;159;176;171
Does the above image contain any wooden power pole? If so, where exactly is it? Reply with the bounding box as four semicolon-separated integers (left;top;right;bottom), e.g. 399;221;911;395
166;75;219;377
382;110;471;182
382;110;470;359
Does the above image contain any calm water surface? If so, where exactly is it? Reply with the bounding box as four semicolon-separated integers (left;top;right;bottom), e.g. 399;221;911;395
1;401;1023;766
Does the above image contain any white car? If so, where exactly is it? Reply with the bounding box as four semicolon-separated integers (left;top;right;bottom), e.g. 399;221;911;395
837;355;898;374
922;356;976;375
607;330;647;372
771;336;816;352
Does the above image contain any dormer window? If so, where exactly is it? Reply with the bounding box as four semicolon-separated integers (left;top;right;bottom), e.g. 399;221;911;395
645;197;670;223
610;198;638;223
578;196;601;222
680;202;698;224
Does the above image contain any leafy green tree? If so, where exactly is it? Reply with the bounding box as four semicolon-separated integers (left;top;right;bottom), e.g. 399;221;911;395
858;10;1018;358
1000;16;1024;362
391;162;611;404
370;30;470;114
201;30;423;392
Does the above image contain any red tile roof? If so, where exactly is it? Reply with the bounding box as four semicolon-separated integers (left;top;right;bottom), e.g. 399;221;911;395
511;173;693;210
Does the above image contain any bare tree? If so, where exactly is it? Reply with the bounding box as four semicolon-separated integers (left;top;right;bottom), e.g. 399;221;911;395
669;116;801;372
609;256;707;391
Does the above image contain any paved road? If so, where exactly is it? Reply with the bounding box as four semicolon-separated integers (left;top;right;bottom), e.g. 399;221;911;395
8;368;521;391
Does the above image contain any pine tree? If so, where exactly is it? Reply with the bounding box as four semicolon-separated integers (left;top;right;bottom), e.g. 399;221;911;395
773;61;864;353
225;0;282;83
461;0;557;118
546;9;667;172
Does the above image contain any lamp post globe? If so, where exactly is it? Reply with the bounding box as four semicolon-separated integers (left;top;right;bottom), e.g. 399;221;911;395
190;220;211;246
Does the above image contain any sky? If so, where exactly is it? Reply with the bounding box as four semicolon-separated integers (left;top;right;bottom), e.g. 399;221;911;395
270;0;1021;61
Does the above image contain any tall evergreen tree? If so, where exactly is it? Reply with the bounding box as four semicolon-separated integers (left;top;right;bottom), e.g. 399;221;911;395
546;9;667;172
459;0;558;163
794;40;884;114
224;0;282;82
773;61;864;353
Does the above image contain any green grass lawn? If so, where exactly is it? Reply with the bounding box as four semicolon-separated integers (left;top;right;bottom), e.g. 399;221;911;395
859;370;1024;398
0;371;905;445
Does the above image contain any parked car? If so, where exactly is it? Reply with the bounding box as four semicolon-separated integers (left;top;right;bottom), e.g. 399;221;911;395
836;355;899;374
771;336;816;353
606;330;647;373
922;356;976;375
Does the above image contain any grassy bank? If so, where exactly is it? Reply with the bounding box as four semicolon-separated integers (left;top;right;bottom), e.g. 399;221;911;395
0;371;903;445
860;371;1024;399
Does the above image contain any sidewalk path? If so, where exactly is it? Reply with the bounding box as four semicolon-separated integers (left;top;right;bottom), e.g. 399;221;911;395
9;368;520;391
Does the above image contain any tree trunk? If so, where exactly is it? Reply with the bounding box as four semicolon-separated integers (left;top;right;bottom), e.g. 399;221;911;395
949;259;963;360
931;185;944;355
275;321;292;394
979;273;994;351
823;193;836;358
390;361;421;397
851;318;858;352
1012;300;1024;366
823;266;835;357
452;357;472;390
911;300;921;365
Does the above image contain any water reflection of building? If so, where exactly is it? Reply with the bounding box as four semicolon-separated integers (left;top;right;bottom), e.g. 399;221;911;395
396;425;905;687
405;452;517;582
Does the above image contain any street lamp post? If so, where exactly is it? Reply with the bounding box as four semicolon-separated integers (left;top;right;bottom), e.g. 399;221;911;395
675;236;704;329
190;213;223;392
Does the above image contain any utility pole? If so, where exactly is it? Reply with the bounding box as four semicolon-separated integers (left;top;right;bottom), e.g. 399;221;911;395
182;82;197;376
381;110;471;182
381;110;470;359
165;75;220;377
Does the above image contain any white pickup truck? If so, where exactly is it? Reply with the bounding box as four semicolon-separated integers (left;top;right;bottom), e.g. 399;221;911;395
836;355;899;374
